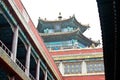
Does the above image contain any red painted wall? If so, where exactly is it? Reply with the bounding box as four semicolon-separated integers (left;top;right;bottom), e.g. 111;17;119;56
63;75;105;80
51;48;103;56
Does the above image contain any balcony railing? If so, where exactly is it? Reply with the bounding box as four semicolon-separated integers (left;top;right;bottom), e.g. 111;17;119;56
0;40;36;80
29;73;36;80
16;58;26;72
0;40;12;57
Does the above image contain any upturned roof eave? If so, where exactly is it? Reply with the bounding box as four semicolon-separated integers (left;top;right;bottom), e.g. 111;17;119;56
73;16;90;33
39;30;100;47
77;32;100;47
37;16;90;33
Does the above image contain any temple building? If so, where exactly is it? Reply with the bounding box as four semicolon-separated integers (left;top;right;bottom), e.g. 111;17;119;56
0;0;105;80
37;14;105;80
37;14;100;50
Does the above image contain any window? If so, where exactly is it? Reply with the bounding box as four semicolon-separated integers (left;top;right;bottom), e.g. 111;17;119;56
54;25;61;32
87;61;104;73
48;29;54;33
64;62;81;74
64;64;69;74
62;28;68;32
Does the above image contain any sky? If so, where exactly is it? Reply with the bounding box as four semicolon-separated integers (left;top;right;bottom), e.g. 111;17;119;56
21;0;102;45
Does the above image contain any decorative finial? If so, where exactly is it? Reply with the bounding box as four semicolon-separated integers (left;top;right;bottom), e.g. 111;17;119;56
91;43;95;48
58;12;62;20
59;12;61;15
97;40;100;44
73;14;75;17
39;17;40;20
45;18;47;20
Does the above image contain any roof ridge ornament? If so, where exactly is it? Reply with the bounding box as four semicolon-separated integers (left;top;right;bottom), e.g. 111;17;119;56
72;14;75;18
58;12;62;20
38;17;41;20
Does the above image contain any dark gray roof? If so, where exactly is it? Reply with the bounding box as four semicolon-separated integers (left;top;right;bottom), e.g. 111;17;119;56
37;16;90;33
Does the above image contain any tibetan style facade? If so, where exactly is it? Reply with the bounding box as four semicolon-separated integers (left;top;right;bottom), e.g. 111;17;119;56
37;14;105;80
